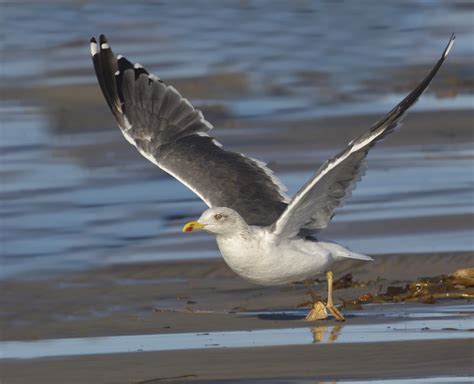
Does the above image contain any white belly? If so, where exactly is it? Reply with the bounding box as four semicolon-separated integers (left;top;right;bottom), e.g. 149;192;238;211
216;229;334;286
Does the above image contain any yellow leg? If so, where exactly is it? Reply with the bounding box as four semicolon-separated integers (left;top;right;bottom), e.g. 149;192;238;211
304;280;328;321
326;271;345;322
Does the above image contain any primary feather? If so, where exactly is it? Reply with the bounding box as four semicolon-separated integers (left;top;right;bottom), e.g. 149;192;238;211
271;34;455;239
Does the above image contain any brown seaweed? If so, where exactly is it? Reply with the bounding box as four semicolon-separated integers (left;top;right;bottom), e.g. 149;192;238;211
341;268;474;308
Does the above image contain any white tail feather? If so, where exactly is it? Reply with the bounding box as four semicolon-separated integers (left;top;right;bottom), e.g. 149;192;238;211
319;241;373;261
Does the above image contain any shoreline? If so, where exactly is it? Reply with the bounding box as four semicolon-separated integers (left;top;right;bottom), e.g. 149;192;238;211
1;251;472;341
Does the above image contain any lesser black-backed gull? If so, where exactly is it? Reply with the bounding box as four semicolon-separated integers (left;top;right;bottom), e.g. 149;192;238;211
91;34;455;321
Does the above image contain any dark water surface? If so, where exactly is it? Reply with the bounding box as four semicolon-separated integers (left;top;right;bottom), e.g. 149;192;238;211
1;1;473;278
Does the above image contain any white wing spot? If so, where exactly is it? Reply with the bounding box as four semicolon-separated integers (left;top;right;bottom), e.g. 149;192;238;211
90;41;98;56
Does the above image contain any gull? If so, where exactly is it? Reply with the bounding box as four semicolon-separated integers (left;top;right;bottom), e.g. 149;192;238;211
90;34;455;321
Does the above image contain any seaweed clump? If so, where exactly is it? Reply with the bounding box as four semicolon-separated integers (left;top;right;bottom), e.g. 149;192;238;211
341;267;474;309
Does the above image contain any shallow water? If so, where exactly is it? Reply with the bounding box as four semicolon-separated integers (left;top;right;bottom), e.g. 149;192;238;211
1;1;473;279
3;1;474;86
1;109;472;278
1;313;473;359
243;303;474;319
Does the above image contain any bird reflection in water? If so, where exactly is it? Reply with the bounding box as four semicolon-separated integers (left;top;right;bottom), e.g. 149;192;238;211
311;325;343;343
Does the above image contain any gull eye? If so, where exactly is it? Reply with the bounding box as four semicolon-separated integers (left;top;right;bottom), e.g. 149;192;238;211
214;214;223;221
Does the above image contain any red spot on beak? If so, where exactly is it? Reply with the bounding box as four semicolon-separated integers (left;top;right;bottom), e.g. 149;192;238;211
183;221;204;233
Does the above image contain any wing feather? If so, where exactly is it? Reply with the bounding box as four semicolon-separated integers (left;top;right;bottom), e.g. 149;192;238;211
271;34;455;239
91;34;288;226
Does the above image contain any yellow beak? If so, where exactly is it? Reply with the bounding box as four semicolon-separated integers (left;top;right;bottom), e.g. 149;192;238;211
182;221;206;233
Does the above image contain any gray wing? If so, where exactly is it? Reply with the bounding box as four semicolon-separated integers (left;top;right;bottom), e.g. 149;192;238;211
271;34;455;239
90;34;288;226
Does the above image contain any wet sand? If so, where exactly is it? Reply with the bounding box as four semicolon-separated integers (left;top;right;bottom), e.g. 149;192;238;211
1;252;473;341
2;339;473;384
1;252;473;383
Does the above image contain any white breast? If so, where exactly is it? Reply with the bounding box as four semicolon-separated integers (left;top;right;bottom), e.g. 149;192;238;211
215;228;333;286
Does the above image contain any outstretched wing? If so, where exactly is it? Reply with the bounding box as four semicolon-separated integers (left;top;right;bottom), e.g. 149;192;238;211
271;34;455;239
91;34;288;226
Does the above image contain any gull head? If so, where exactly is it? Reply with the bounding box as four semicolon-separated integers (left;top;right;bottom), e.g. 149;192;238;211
182;207;246;236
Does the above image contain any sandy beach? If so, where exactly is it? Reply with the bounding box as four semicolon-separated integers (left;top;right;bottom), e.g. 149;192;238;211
1;252;474;383
1;251;473;341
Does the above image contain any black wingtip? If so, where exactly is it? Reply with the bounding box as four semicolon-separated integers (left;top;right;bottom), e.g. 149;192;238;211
99;34;108;44
90;37;97;43
443;33;456;58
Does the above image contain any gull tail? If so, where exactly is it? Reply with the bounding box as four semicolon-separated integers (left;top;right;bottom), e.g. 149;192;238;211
339;251;373;261
320;241;374;261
